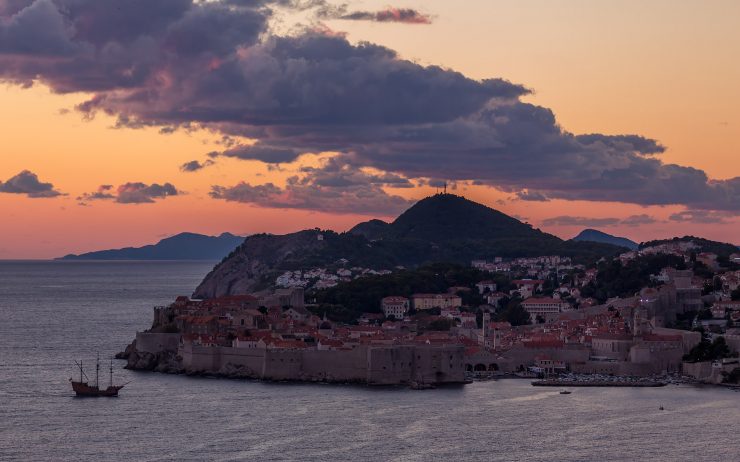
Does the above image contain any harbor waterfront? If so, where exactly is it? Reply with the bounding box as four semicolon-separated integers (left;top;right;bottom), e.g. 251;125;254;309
2;260;739;461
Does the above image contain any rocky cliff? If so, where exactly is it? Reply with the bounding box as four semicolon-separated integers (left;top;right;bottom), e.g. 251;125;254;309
193;230;329;298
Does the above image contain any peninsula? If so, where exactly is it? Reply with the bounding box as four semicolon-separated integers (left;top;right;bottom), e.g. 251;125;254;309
58;232;245;261
120;195;740;388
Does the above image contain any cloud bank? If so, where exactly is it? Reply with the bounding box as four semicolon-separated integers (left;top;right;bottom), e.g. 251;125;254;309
0;0;737;214
542;214;659;228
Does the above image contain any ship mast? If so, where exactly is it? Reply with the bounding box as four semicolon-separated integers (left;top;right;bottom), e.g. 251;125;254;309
109;357;113;388
95;353;100;389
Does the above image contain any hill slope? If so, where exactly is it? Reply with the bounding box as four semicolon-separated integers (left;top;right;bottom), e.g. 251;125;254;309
572;229;638;250
58;232;245;261
194;195;625;298
639;236;739;257
387;194;544;241
348;219;390;240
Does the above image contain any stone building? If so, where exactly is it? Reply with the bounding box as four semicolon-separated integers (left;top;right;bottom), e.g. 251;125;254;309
411;293;462;310
381;296;410;318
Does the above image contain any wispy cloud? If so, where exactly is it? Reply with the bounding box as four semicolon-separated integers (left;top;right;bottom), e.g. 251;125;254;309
541;213;660;228
668;209;733;224
541;216;622;227
180;159;215;172
338;7;432;24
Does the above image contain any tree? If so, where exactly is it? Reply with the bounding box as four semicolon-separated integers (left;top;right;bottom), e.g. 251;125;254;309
428;318;453;331
722;367;740;384
683;336;735;362
496;298;531;326
732;288;740;301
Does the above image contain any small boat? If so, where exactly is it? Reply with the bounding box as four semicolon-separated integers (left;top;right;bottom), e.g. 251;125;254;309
658;405;664;410
559;390;572;395
70;355;125;397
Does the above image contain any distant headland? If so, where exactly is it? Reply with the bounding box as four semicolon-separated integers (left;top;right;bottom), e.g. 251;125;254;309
57;232;245;261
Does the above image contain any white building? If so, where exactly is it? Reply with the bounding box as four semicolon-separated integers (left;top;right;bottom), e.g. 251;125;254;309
381;296;410;318
521;297;568;323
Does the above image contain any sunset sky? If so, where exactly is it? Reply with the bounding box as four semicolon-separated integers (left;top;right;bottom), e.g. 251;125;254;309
1;0;738;259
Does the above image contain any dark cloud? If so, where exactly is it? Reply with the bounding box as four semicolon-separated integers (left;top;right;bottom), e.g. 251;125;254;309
1;1;737;213
0;0;35;18
78;182;180;204
75;34;527;128
211;159;414;214
213;144;306;164
180;159;215;172
298;157;414;188
668;210;733;224
0;170;62;197
541;216;621;227
339;7;432;24
0;0;268;92
516;190;549;202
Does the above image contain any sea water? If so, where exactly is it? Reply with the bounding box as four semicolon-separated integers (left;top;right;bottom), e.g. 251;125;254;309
1;261;738;461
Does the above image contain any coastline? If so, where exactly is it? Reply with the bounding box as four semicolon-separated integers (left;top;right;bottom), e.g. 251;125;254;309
116;338;471;389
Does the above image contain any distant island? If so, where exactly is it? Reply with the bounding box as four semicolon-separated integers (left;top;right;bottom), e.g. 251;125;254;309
58;232;245;261
572;229;639;250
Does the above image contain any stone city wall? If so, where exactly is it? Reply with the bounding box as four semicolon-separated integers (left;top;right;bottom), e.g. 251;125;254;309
135;332;181;354
178;342;466;384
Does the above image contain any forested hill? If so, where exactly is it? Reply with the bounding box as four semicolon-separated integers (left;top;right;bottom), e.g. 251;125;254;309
193;194;625;298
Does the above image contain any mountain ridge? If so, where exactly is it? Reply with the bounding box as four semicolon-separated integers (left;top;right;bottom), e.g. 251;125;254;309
572;229;638;250
58;232;246;261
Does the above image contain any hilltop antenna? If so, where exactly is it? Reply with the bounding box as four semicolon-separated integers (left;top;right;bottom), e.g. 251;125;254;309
443;181;447;194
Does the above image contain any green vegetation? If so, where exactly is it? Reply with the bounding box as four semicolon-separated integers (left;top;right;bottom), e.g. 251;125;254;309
731;288;740;301
640;236;739;259
683;335;736;363
580;254;686;303
427;318;453;331
311;263;492;322
494;297;531;326
722;367;740;384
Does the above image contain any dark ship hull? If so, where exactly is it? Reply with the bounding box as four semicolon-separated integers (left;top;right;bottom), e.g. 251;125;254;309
71;380;124;397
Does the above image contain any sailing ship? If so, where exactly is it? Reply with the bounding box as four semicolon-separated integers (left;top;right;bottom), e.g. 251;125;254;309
70;355;125;397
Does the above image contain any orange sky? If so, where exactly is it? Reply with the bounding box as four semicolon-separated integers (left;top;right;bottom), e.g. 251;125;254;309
0;1;738;258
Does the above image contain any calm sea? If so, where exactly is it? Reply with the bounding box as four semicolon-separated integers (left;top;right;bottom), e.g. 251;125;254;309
1;260;738;462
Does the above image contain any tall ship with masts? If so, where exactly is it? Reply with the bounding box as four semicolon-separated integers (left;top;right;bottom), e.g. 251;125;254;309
70;355;125;397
